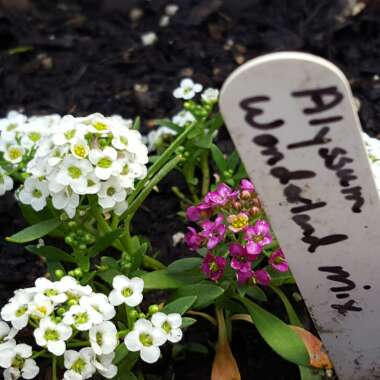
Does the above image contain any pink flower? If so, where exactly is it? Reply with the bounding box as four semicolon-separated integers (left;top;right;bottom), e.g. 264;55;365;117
227;212;249;233
229;243;260;270
244;220;272;254
204;183;237;207
201;252;227;282
199;215;226;249
253;269;271;286
236;265;254;284
240;179;254;192
186;203;213;222
185;227;203;251
269;249;289;272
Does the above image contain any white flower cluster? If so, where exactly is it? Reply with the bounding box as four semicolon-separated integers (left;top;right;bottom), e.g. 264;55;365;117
0;111;148;218
362;132;380;192
0;274;182;379
148;79;219;152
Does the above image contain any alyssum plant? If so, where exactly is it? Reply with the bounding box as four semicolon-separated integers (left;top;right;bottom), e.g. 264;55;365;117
0;80;224;380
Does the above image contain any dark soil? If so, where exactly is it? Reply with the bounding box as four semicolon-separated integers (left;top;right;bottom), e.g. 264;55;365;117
0;0;379;379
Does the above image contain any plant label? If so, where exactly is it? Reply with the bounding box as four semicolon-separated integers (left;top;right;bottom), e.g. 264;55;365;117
219;52;380;380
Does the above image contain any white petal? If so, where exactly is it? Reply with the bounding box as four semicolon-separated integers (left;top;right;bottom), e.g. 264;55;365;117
125;292;143;307
108;290;123;306
112;275;129;290
151;312;167;328
64;350;79;369
124;331;141;352
0;348;14;368
15;343;32;358
21;359;39;379
168;313;182;328
140;346;160;363
48;340;65;356
152;328;167;346
168;328;183;343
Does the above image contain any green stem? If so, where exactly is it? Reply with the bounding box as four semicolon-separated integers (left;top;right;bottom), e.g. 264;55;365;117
31;350;46;359
121;155;183;222
117;329;130;338
67;341;89;348
200;151;210;197
88;195;109;235
171;186;193;205
128;122;197;205
143;255;166;270
52;356;57;380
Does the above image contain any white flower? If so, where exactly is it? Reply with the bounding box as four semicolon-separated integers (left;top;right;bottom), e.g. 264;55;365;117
89;321;117;355
106;200;128;216
0;342;39;380
33;277;67;304
33;317;72;355
50;186;80;219
173;78;203;100
4;145;24;164
0;168;13;196
63;304;102;331
201;88;219;104
97;177;127;209
93;353;118;379
1;291;32;330
89;147;122;180
108;275;144;307
52;115;85;146
124;319;166;363
29;293;54;319
82;114;111;135
0;111;26;148
55;155;93;194
63;348;96;380
147;126;176;152
58;276;92;297
151;312;183;343
70;138;90;160
172;110;195;127
80;293;115;321
18;178;49;212
0;321;17;343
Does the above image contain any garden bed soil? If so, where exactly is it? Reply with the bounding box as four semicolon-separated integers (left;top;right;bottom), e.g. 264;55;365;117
1;0;379;379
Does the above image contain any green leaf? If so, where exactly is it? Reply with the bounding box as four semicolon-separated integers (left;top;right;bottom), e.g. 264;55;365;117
26;245;75;263
211;144;227;173
174;284;224;308
162;296;197;315
181;317;197;328
97;269;122;285
88;229;124;258
6;219;61;243
7;45;33;55
155;118;182;133
246;286;268;302
132;116;141;131
194;133;213;149
266;267;295;286
240;297;309;367
271;286;301;327
129;242;148;273
168;258;202;273
142;269;203;290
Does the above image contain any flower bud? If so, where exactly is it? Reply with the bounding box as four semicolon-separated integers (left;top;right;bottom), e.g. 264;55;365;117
54;269;65;279
240;190;251;200
67;221;77;230
74;268;83;278
68;299;78;306
148;304;160;315
250;206;261;216
232;201;241;210
78;244;87;251
57;307;66;316
253;198;261;208
138;312;145;319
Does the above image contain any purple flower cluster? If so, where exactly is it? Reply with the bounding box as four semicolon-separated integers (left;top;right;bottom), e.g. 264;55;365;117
185;180;289;285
